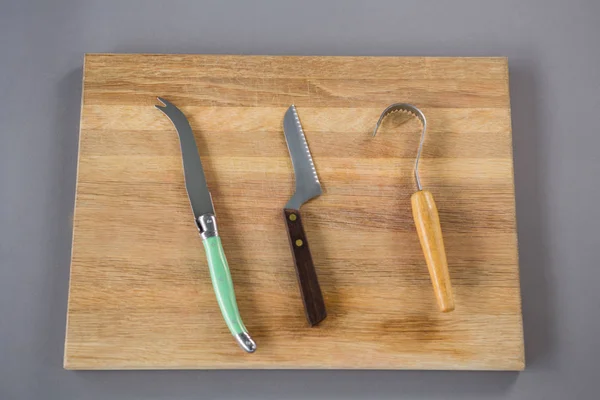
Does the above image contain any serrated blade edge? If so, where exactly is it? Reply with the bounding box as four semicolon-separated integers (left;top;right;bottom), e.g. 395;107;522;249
283;105;323;210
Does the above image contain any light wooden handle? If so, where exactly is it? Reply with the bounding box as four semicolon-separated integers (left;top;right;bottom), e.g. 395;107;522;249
411;190;455;312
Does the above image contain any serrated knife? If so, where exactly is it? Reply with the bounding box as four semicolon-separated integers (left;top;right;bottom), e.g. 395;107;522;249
156;97;256;353
282;105;327;326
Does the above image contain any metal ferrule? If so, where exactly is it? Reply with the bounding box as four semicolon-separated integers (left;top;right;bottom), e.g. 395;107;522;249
197;214;218;239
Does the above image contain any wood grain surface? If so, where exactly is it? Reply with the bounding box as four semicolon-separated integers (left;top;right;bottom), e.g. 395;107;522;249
65;54;524;370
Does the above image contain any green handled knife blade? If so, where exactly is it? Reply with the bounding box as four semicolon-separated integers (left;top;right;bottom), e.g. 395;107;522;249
156;97;256;353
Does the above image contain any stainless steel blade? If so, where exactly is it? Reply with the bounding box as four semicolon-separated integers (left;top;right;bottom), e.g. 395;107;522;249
283;105;323;210
156;97;215;220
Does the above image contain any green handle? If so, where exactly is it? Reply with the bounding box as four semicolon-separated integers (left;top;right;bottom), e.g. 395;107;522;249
203;235;256;352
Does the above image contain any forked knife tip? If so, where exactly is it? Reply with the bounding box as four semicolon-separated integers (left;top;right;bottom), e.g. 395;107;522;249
155;96;167;109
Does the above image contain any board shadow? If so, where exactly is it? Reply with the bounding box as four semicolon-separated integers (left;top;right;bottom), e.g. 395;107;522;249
509;60;555;367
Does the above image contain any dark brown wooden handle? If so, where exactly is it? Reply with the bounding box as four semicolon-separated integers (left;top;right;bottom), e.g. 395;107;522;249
283;208;327;326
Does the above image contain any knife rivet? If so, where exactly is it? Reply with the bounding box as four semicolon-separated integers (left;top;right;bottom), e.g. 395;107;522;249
295;239;303;247
289;214;297;221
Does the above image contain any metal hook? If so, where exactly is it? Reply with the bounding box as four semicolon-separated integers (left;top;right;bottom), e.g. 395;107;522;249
372;103;427;191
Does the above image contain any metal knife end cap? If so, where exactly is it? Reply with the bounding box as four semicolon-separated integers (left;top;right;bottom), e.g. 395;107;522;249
235;332;257;353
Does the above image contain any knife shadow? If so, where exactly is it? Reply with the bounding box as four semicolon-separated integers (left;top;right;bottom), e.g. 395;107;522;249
187;116;267;342
300;203;336;327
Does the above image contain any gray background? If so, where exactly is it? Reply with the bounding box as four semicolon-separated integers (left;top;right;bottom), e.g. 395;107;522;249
1;0;599;399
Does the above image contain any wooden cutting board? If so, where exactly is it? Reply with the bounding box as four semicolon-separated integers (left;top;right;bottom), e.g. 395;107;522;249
65;54;524;370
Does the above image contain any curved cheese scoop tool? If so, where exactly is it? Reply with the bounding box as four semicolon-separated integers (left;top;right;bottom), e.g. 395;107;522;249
282;105;327;326
156;97;257;352
373;103;455;312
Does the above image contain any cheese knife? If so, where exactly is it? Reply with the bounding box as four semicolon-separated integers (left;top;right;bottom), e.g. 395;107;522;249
282;105;327;326
156;97;256;353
